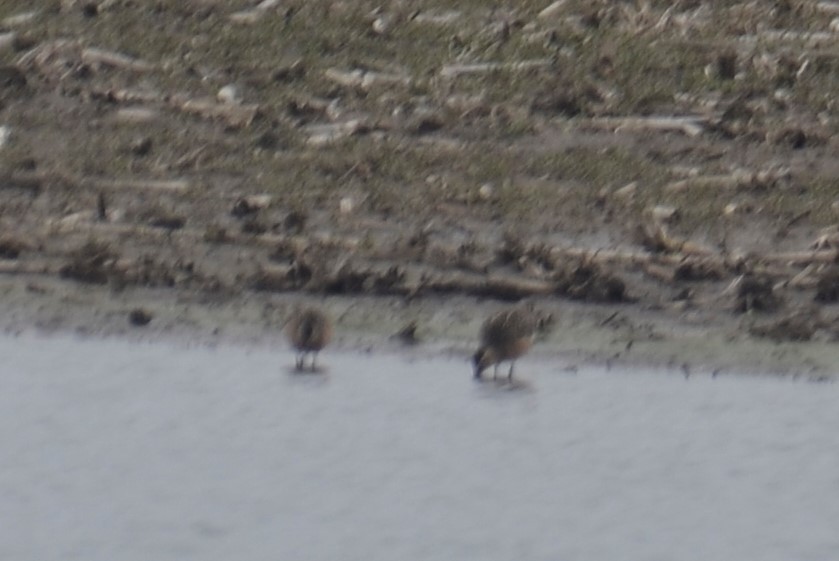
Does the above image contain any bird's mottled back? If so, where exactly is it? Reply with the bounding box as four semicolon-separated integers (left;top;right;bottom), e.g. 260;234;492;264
473;307;537;379
285;306;333;371
480;308;537;353
286;307;332;352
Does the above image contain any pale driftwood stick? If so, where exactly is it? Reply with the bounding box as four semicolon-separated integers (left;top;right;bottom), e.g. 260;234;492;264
411;10;461;25
550;246;684;266
0;32;17;51
46;221;174;238
559;244;837;269
666;175;741;192
440;59;553;78
643;263;675;283
741;31;835;46
3;10;38;27
113;107;159;123
584;116;705;137
817;1;839;14
1;171;189;195
170;96;259;128
93;87;163;103
229;0;282;24
0;171;62;193
81;47;154;72
761;250;838;265
304;119;367;145
324;68;411;89
638;221;715;256
414;271;554;298
84;178;191;193
779;263;820;289
247;232;361;252
45;220;363;253
0;260;54;275
538;0;568;19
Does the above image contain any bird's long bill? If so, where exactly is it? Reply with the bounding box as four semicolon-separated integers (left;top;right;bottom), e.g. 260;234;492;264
472;352;485;378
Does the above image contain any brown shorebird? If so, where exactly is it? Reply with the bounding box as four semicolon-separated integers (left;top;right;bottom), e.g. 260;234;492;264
473;307;537;380
285;306;333;371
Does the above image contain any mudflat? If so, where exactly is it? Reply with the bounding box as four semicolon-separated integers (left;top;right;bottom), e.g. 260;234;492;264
2;1;839;377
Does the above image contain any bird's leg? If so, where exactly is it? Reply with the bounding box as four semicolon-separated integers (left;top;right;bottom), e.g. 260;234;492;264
310;352;318;372
508;361;515;380
493;363;499;380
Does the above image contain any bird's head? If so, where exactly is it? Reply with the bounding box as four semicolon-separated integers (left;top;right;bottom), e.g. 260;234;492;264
472;346;497;379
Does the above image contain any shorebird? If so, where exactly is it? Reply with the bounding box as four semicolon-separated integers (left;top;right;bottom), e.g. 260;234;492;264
285;306;333;371
473;307;537;380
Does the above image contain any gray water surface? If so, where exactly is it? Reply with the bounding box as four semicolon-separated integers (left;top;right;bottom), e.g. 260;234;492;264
1;334;838;561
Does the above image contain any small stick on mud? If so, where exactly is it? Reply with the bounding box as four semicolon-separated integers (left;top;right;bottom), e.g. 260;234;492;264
85;178;191;193
440;59;553;78
304;119;368;145
169;96;259;128
0;260;54;275
324;68;411;90
761;250;838;265
584;116;706;137
229;0;282;24
0;171;46;194
92;87;163;103
81;47;154;72
666;168;788;192
96;192;107;221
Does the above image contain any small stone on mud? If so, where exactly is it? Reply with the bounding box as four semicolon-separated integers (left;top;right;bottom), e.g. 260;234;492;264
129;136;152;156
148;214;186;231
372;16;391;35
81;2;98;17
650;205;679;223
203;225;229;243
393;321;420;345
255;131;279;149
283;209;307;234
613;182;637;200
538;0;567;19
231;195;271;217
128;308;152;327
0;65;26;89
241;217;268;235
340;197;354;214
217;84;242;104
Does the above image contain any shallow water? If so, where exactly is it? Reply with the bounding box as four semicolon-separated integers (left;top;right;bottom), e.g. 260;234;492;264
1;334;838;561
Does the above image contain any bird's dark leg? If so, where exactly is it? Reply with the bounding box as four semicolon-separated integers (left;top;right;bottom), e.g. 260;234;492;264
311;352;319;371
508;361;515;380
493;363;499;380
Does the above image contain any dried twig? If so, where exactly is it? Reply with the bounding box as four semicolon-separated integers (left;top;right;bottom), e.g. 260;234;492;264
584;116;706;137
440;59;553;78
170;97;259;128
84;177;191;193
81;47;154;72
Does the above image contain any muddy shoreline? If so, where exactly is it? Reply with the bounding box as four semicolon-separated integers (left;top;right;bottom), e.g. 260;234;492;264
2;272;838;380
3;2;839;378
